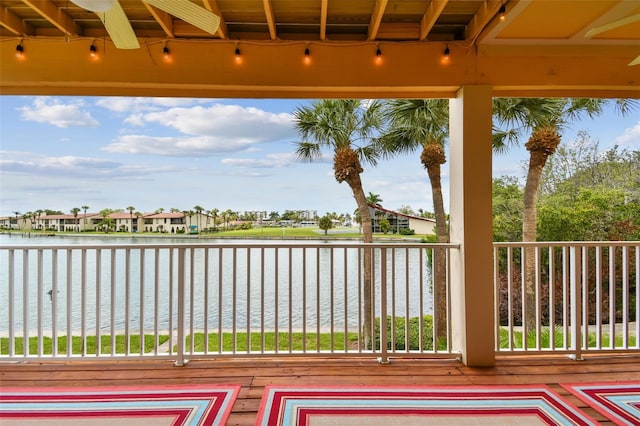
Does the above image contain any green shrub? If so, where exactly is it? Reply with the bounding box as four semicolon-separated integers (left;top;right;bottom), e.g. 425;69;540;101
374;315;434;351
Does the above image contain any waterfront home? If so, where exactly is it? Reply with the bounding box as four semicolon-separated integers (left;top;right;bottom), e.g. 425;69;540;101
368;204;436;235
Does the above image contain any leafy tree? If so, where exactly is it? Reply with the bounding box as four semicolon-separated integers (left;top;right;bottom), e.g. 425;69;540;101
268;211;280;222
379;98;449;340
379;218;391;234
294;99;384;348
318;215;333;235
397;205;415;215
492;176;523;242
97;208;115;233
537;139;640;241
492;97;637;332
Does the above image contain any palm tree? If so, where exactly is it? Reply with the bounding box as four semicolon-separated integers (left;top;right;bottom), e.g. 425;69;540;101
194;205;204;234
81;205;89;230
366;192;384;233
379;98;450;340
13;211;20;231
381;99;449;338
71;207;81;232
126;206;135;233
35;209;44;231
492;97;638;331
294;99;384;348
209;208;219;232
366;192;383;207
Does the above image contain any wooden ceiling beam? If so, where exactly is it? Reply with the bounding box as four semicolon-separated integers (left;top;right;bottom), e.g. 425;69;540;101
367;0;388;41
202;0;228;39
263;0;277;40
1;6;34;36
22;0;79;36
320;0;328;41
465;0;502;42
142;1;174;38
420;0;449;41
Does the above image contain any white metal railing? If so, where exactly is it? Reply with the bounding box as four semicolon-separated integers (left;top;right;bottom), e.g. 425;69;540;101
0;242;459;363
494;242;639;357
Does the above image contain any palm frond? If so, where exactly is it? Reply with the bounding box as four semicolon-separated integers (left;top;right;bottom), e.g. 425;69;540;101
294;141;323;161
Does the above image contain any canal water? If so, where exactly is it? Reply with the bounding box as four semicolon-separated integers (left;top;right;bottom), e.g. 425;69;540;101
0;233;433;335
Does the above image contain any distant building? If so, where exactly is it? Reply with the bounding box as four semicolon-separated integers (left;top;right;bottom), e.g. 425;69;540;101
368;204;436;235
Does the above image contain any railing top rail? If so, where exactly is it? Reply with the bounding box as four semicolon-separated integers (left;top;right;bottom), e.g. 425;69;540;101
0;241;461;250
493;241;639;248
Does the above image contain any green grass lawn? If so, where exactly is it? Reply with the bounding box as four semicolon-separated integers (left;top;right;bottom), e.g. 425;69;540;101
3;326;634;356
499;327;637;349
0;334;169;355
187;331;361;352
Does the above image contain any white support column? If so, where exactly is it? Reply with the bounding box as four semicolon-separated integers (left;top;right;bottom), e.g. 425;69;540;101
449;85;495;367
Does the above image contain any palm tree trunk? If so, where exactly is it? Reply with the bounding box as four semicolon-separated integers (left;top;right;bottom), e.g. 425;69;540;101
346;173;374;350
426;164;449;343
523;150;547;333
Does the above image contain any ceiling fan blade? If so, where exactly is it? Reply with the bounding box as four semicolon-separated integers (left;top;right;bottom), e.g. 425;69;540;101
145;0;220;35
97;1;140;49
584;13;640;38
70;0;116;13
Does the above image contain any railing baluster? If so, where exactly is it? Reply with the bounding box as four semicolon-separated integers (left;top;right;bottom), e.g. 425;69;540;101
379;248;388;364
595;246;602;349
302;248;307;353
153;248;160;355
81;249;87;356
175;247;186;366
37;249;43;357
66;249;72;357
125;249;130;355
609;245;616;348
246;248;251;354
274;248;279;353
343;247;348;353
96;249;102;356
232;247;237;354
260;247;265;354
569;246;583;360
139;248;145;355
110;249;116;356
288;247;293;352
622;245;629;348
8;249;15;357
22;249;29;358
535;246;541;350
217;247;223;354
189;247;194;355
315;248;320;352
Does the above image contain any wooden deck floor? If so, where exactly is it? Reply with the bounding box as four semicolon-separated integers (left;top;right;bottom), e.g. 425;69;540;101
2;354;640;425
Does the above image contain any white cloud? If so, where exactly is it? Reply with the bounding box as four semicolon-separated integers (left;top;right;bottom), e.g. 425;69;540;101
139;104;294;138
104;103;296;156
103;134;263;156
19;97;98;128
95;97;199;113
0;153;171;178
221;153;298;168
614;121;640;147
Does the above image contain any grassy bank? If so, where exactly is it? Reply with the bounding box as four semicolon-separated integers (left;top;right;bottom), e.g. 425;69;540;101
2;325;635;355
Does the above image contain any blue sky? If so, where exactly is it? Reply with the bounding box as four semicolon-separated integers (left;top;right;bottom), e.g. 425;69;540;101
0;96;638;218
